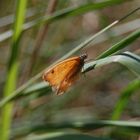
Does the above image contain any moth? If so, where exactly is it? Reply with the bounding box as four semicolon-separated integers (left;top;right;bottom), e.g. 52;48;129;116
42;54;87;95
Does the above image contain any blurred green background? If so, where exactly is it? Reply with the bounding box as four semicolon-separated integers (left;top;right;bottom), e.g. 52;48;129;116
0;0;140;140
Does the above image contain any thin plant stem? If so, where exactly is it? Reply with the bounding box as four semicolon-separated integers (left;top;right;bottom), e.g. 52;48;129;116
23;0;58;81
0;0;128;43
0;1;27;140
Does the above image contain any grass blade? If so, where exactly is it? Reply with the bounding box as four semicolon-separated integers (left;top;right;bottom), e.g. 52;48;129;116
111;79;140;120
0;0;128;42
97;29;140;59
0;1;27;140
83;52;140;76
22;132;114;140
12;120;140;137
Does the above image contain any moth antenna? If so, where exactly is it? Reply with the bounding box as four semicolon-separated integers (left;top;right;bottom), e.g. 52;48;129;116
119;7;140;22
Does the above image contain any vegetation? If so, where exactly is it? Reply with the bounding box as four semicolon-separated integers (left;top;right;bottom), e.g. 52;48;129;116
0;0;139;140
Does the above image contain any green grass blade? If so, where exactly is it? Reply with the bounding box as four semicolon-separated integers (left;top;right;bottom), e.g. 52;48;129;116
0;7;43;28
0;1;27;140
111;79;140;120
97;29;140;59
83;52;140;75
34;0;126;25
22;132;114;140
0;0;128;42
12;120;140;137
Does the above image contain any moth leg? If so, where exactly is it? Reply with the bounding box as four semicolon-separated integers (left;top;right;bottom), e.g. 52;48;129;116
55;84;65;95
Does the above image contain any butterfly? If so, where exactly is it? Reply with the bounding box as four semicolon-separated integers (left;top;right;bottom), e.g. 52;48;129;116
42;54;87;95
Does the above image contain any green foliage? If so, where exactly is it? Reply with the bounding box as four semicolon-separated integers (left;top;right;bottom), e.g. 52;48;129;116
0;0;127;42
97;29;140;59
0;1;139;140
23;132;114;140
111;79;140;120
0;1;27;140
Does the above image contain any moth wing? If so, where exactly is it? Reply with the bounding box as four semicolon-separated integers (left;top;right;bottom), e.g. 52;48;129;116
56;70;80;95
43;57;81;89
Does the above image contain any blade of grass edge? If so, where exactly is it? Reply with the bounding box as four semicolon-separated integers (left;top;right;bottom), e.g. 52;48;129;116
0;1;27;140
97;29;140;59
111;79;140;120
19;132;114;140
83;51;140;75
12;120;140;137
0;0;129;42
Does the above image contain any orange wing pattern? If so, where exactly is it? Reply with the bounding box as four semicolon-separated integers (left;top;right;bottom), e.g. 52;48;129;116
43;57;82;95
43;54;87;95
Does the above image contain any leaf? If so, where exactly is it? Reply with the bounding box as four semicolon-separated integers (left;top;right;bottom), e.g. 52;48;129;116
0;1;27;140
83;51;140;76
0;0;129;42
22;132;114;140
12;120;140;138
111;79;140;120
97;29;140;59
